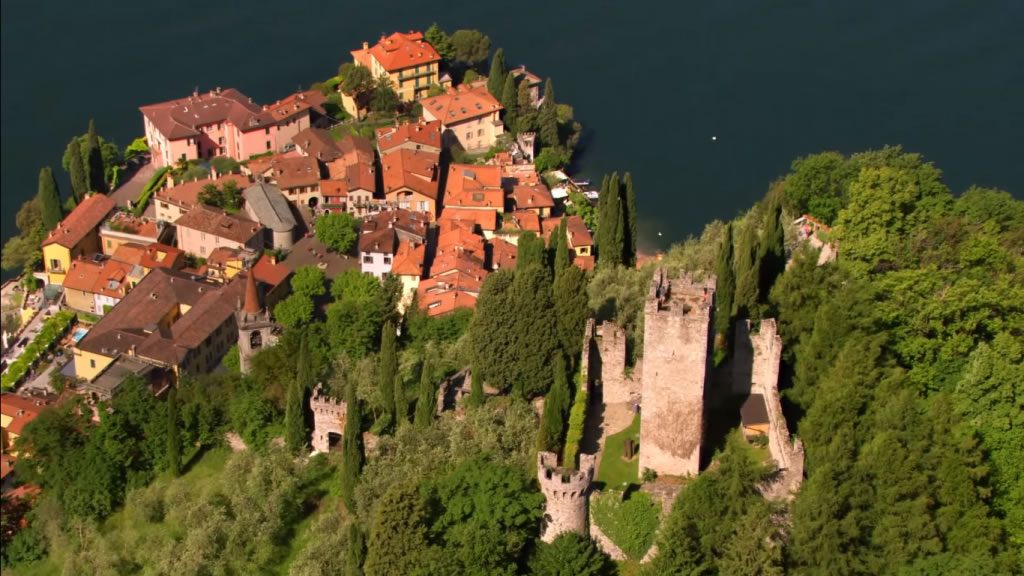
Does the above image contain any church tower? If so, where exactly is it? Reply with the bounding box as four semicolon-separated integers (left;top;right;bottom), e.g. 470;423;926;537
236;271;278;374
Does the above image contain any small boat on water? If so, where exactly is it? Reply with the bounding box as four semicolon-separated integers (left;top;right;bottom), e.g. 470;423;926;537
583;190;600;201
570;178;592;187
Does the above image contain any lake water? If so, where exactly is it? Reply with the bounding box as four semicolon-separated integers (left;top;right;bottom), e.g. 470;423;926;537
2;0;1022;276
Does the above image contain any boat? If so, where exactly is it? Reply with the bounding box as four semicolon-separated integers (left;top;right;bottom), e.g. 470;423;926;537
583;190;600;201
570;178;591;187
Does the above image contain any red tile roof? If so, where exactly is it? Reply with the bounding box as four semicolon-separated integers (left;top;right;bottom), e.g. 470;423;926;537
391;240;426;277
174;205;262;244
437;226;486;255
252;254;291;289
505;210;541;233
438;207;499;233
352;31;441;72
62;258;133;299
421;84;503;125
489;237;518;270
358;210;429;255
376;120;443;153
381;148;439;199
444;164;504;210
1;392;58;436
574;254;595;272
156;174;251;210
565;215;595;249
266;155;322;190
42;193;115;248
508;182;555;211
416;272;485;317
140;88;262;140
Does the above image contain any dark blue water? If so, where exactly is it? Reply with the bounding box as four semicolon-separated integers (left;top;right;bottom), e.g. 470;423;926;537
3;0;1022;269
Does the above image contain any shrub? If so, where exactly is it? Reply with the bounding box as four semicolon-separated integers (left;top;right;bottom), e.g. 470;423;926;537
133;167;169;217
591;490;660;559
562;379;588;468
1;310;75;390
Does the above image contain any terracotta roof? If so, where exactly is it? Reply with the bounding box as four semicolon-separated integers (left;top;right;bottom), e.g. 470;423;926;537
565;215;594;248
437;226;487;255
320;179;349;200
335;161;377;195
510;65;543;87
156;174;251;209
438;207;499;233
444;164;504;210
265;155;322;190
381;148;439;199
506;210;541;233
140;88;261;139
376;120;442;153
243;268;260;312
62;258;134;299
252;254;291;288
351;31;440;72
489;237;518;270
206;246;253;270
111;242;184;270
437;216;477;235
174;205;262;244
358;210;429;255
1;391;58;436
421;84;503;126
508;182;555;211
42;193;115;248
390;240;426;277
262;90;321;124
293;127;342;162
76;268;245;367
100;212;166;242
416;272;485;317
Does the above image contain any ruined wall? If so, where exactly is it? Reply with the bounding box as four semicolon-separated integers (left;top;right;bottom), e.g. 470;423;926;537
750;319;804;497
597;321;640;405
639;269;716;477
310;383;346;453
580;318;596;393
538;451;596;543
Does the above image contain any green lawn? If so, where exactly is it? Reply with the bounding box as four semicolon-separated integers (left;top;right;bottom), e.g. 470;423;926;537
597;413;641;488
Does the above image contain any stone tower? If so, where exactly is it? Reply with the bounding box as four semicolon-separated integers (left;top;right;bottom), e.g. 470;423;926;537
538;452;597;543
310;383;347;453
236;271;278;374
639;268;716;477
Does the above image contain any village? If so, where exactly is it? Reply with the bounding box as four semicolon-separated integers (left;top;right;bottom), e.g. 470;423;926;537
0;27;825;569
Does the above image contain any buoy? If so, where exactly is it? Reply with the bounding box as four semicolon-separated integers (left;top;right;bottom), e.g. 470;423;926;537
658;232;663;237
711;136;717;141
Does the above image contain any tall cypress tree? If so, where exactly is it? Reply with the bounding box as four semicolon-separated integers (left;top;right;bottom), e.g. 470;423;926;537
345;522;366;576
715;222;736;335
758;193;786;297
553;265;589;368
552;218;571;278
340;376;364;512
379;321;398;424
623;172;637;266
537;354;570;452
598;173;624;267
487;48;506;98
501;71;518;134
67;138;88;201
166;387;181;476
414;356;435;429
539;79;559;148
37;166;63;230
594;174;610;255
285;335;309;453
733;219;762;318
86;119;106;192
469;363;485;407
517;232;545;269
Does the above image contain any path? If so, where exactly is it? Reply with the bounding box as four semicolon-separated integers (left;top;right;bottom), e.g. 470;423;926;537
109;161;155;217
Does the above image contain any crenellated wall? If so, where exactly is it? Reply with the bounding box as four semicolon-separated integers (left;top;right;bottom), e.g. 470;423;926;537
596;321;640;405
310;383;347;454
538;451;597;543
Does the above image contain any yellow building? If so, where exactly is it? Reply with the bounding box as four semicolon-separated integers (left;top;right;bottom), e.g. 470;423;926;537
41;193;116;286
351;31;441;102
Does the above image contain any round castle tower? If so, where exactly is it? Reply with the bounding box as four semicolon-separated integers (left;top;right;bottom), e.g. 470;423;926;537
537;451;597;543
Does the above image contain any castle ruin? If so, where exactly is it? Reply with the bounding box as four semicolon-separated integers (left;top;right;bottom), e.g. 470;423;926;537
639;268;716;477
310;383;346;454
595;321;641;405
537;451;597;543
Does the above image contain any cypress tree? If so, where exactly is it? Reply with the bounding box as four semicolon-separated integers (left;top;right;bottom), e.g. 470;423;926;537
758;193;786;297
37;166;63;230
509;264;558;399
552;218;571;278
714;222;736;335
517;232;545;269
733;219;762;318
414;356;434;429
86;119;106;192
345;522;366;576
539;79;559;148
469;363;485;406
594;174;611;254
501;71;518;134
285;335;309;453
553;265;589;364
67;138;88;201
598;173;624;267
487;48;506;98
340;376;364;512
166;387;181;476
623;172;637;266
379;321;398;424
517;77;532;110
537;354;570;452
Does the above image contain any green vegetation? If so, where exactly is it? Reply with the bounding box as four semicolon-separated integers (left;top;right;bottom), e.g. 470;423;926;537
132;166;169;217
37;167;63;231
209;155;240;174
197;179;243;212
596;413;640;487
315;211;358;253
1;310;75;390
595;171;638;268
561;376;588;468
537;354;571;452
63;122;120;193
487;48;506;98
123;136;149;160
530;532;616;576
592;490;660;560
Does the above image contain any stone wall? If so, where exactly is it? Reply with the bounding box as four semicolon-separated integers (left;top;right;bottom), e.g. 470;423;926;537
580;318;596;393
310;383;346;454
596;321;640;405
537;451;596;543
639;269;716;477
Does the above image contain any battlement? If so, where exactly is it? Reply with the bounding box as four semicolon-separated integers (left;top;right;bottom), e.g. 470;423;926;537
310;383;346;453
646;268;716;319
538;451;596;543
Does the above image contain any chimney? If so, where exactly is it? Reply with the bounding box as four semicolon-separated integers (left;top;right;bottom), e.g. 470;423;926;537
363;41;369;50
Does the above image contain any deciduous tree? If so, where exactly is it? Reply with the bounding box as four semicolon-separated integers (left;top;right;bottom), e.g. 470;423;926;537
449;29;491;67
315;211;359;253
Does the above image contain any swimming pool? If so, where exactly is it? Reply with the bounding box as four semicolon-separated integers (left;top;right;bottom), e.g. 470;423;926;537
72;327;89;343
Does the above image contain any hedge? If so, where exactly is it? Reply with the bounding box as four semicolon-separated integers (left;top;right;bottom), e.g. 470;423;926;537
592;490;661;560
1;310;76;390
562;381;588;468
132;167;170;217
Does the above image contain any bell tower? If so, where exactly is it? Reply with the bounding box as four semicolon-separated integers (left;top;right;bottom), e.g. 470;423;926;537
236;271;278;374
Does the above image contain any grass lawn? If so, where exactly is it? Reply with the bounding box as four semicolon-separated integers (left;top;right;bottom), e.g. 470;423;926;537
597;413;641;488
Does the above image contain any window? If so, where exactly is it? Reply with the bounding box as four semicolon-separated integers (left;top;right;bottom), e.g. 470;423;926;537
160;202;169;209
106;240;112;248
201;232;206;241
418;201;428;211
266;141;271;150
218;136;224;145
477;129;484;137
200;246;205;254
265;127;271;135
49;258;61;270
383;256;391;265
465;132;472;141
89;359;96;368
363;255;374;264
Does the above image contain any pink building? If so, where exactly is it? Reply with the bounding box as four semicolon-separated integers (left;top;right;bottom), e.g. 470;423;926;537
174;205;264;259
140;88;326;167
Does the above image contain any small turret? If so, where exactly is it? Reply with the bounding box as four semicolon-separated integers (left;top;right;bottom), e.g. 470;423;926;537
537;452;596;543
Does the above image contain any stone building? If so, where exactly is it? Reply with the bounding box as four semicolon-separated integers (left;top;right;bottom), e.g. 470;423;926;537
639;269;716;477
310;384;347;453
236;271;279;375
537;451;597;543
595;321;640;405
